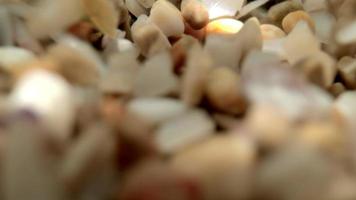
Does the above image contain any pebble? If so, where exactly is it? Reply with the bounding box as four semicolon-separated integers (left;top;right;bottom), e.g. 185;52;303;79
205;67;246;115
267;1;303;25
155;109;215;154
127;97;188;125
338;56;356;89
134;52;179;97
10;69;74;142
260;24;286;40
282;10;315;33
172;135;256;200
181;0;209;30
81;0;119;38
284;21;320;64
149;0;185;37
126;0;148;18
181;45;212;106
131;15;171;57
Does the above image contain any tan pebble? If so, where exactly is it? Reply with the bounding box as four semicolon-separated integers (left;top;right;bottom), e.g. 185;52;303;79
268;1;303;25
131;16;171;57
81;0;119;38
181;0;209;30
47;44;102;86
260;24;286;40
294;51;336;88
205;67;246;115
149;0;185;37
184;22;206;41
337;56;356;89
171;35;200;73
329;82;345;97
181;45;212;106
172;135;256;200
126;0;148;17
235;18;263;56
284;21;320;64
246;105;291;150
282;10;315;33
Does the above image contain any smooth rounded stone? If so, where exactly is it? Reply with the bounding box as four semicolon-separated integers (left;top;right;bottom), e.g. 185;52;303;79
206;18;243;35
127;97;188;125
256;145;333;200
137;0;155;8
267;0;303;25
48;35;105;86
184;22;206;41
284;21;320;64
181;45;213;106
126;0;148;17
26;0;85;39
329;82;345;97
181;0;209;30
338;56;356;89
10;69;75;143
205;67;246;115
294;51;337;88
310;11;335;44
133;52;179;97
282;10;315;33
155;109;215;154
81;0;119;38
245;104;291;149
0;47;36;70
336;21;356;45
149;0;185;37
204;35;242;70
235;17;263;57
171;35;200;73
48;45;100;86
171;135;256;200
260;24;286;40
60;123;116;192
3;120;66;200
55;35;105;70
204;0;244;19
131;15;171;57
100;52;140;95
